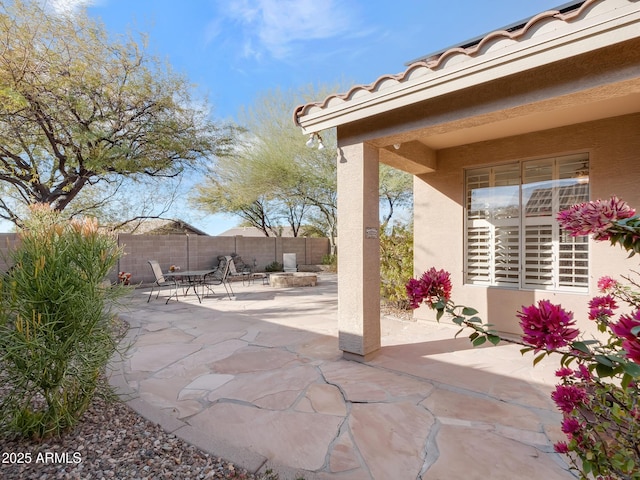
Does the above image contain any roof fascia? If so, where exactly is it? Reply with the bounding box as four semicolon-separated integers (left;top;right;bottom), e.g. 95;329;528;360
296;2;640;135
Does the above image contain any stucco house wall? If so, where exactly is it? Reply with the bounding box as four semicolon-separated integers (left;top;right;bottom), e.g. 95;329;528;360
413;113;640;335
294;0;640;359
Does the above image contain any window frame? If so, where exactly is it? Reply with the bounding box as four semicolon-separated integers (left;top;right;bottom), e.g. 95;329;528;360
464;153;589;293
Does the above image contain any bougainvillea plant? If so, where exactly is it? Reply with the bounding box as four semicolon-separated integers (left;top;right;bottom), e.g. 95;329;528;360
407;196;640;479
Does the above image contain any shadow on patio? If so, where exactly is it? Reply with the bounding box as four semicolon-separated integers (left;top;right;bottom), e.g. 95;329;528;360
109;273;576;480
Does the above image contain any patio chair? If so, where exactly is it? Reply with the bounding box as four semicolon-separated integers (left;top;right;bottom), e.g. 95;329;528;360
227;255;252;285
202;257;233;299
147;260;180;304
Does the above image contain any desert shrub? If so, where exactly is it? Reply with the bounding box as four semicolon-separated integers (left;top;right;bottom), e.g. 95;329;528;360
264;261;283;272
380;223;413;309
0;204;125;439
321;254;337;272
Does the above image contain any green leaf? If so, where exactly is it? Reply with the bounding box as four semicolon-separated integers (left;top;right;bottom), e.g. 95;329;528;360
469;332;479;341
467;316;482;324
595;362;615;378
594;355;614;367
533;352;547;366
472;336;486;347
462;307;478;316
454;328;465;339
452;316;464;326
436;309;444;321
571;341;591;354
520;347;533;356
487;334;501;346
623;361;640;377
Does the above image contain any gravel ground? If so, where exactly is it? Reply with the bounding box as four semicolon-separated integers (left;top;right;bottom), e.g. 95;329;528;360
0;382;277;480
0;316;278;480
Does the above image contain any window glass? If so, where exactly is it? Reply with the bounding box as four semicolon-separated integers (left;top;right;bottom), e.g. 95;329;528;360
465;154;589;291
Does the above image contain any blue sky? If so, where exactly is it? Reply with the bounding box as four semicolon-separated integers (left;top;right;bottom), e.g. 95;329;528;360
46;0;564;234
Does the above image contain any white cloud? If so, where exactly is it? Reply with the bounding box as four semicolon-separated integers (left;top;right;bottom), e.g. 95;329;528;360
217;0;359;59
42;0;98;16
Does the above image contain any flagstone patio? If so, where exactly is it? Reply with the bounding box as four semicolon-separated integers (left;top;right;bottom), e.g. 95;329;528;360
109;273;577;479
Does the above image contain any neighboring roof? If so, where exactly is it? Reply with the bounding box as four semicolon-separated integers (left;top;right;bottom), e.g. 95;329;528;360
114;219;209;236
294;0;640;133
217;226;297;237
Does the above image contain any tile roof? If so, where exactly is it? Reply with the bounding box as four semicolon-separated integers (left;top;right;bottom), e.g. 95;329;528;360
293;0;627;127
112;218;209;236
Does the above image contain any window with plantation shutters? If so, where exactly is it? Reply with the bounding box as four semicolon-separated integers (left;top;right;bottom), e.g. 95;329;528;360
465;154;589;292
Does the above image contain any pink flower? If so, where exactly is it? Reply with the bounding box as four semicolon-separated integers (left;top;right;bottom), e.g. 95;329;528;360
574;364;591;381
588;295;618;321
552;384;587;414
406;268;452;309
623;340;640;364
554;441;570;454
556;196;635;240
561;416;583;437
555;367;574;378
611;310;640;338
611;311;640;363
517;300;579;351
597;276;619;293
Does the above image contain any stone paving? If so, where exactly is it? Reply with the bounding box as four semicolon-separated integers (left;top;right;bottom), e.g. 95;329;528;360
109;273;577;480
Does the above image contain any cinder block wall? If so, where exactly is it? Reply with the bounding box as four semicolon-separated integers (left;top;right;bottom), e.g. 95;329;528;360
0;234;19;272
0;233;330;284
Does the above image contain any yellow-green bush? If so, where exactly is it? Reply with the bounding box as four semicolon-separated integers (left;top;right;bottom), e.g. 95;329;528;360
380;224;413;309
0;204;125;439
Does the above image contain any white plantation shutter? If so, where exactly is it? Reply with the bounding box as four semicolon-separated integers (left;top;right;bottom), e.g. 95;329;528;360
465;154;589;291
494;224;520;285
523;224;554;288
467;225;491;283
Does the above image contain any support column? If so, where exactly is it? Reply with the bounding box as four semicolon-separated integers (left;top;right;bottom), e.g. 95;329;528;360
337;141;381;361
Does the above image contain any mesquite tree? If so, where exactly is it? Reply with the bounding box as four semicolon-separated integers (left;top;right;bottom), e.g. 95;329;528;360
0;0;234;225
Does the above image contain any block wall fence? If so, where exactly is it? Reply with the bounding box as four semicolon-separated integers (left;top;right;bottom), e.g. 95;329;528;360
0;233;330;285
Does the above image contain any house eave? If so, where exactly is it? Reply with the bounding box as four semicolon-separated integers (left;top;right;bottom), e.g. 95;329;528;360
295;1;640;135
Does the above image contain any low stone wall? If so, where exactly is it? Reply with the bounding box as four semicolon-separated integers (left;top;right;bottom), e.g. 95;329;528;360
269;272;318;287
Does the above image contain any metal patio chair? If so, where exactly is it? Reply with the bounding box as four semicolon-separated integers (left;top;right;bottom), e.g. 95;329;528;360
202;257;233;299
147;260;180;304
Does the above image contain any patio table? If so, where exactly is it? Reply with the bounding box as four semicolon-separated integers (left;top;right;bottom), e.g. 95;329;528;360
164;269;217;303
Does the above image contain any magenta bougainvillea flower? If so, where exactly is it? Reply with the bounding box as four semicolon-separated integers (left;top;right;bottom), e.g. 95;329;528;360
552;384;587;414
406;268;452;309
588;295;618;321
555;367;574;378
517;300;579;351
554;441;570;454
611;310;640;364
597;275;619;293
574;364;591;381
556;196;635;240
561;416;583;437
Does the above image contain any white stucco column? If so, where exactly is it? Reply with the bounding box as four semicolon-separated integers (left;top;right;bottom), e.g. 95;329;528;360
337;141;381;361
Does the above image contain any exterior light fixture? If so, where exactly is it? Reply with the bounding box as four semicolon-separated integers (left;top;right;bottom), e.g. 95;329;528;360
305;132;324;150
305;134;315;148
